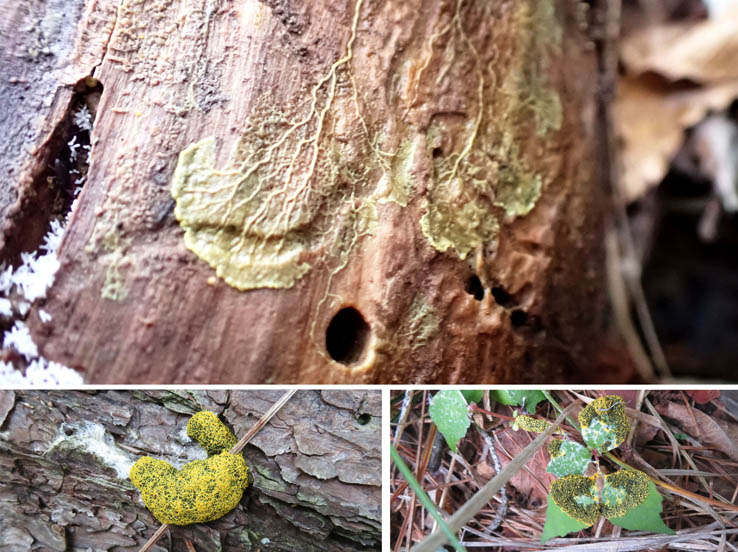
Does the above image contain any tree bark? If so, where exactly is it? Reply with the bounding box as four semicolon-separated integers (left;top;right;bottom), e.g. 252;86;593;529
0;389;382;551
2;0;609;383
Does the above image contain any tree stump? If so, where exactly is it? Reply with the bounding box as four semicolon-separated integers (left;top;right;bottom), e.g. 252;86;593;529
2;0;608;383
0;389;382;550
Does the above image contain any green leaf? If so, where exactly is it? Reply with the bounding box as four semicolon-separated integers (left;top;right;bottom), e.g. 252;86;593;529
429;390;471;452
461;390;484;404
541;493;591;543
549;474;601;526
491;390;546;412
601;469;650;518
608;481;674;534
547;440;592;477
579;396;628;453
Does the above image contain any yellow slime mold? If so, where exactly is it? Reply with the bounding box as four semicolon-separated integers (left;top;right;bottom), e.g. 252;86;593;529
129;411;249;525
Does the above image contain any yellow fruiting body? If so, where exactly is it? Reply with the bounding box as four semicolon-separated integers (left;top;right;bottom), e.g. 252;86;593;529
187;411;238;456
601;470;650;519
550;474;600;526
130;411;248;525
515;414;551;433
578;395;628;452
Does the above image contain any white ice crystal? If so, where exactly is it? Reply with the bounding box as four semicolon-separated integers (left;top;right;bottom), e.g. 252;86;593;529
0;219;83;385
72;105;93;131
0;298;11;318
3;321;38;361
0;353;83;386
68;135;79;162
0;265;12;294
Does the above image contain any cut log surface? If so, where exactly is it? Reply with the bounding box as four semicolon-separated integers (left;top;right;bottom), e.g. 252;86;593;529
3;0;607;383
0;389;382;551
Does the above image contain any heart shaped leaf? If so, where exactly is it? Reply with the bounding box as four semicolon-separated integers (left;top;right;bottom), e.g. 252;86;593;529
541;493;591;542
601;469;650;519
608;481;674;534
579;395;628;453
549;474;600;526
547;439;592;477
429;390;471;452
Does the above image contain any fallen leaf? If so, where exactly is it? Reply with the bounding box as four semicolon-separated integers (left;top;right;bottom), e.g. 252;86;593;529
685;390;721;404
657;402;738;460
495;427;551;508
614;75;738;201
621;10;738;83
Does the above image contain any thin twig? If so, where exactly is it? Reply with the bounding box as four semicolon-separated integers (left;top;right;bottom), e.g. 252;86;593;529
393;390;413;445
475;425;507;532
230;389;297;454
138;524;169;552
136;390;297;552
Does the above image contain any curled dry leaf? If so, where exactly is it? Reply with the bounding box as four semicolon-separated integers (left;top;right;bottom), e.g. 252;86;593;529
685;390;721;404
657;401;738;461
621;10;738;83
614;10;738;201
614;77;738;202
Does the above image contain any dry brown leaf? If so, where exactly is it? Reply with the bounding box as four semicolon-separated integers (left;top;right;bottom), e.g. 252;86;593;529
621;9;738;83
634;415;661;448
657;401;738;461
494;428;551;508
614;76;738;201
686;390;721;404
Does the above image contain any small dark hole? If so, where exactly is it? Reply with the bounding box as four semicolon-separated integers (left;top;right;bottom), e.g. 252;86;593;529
491;286;515;308
326;307;371;365
511;309;528;327
432;147;443;158
464;275;484;301
63;427;74;436
356;413;371;425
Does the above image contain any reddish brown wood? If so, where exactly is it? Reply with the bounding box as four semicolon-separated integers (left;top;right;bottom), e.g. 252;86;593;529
5;0;607;383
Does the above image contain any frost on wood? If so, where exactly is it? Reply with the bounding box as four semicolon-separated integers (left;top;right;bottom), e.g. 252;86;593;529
0;219;82;385
47;421;136;479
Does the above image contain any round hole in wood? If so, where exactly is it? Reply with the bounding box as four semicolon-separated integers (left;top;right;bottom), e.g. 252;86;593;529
464;275;484;301
325;307;370;365
511;309;528;327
